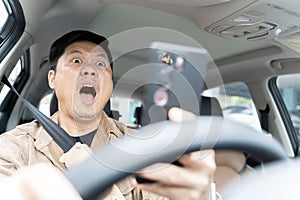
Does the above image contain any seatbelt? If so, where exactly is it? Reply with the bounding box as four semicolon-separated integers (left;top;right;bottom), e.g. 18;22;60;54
259;104;270;132
1;76;77;152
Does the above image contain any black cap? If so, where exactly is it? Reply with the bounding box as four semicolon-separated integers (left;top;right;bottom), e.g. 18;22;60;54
49;30;113;71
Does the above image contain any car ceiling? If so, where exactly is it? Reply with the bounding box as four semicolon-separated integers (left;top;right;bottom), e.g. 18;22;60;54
18;0;300;89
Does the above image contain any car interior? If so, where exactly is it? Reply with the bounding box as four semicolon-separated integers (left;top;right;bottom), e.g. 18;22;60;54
1;0;300;199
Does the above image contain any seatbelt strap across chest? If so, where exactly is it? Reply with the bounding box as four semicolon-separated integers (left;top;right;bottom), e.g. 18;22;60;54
1;76;77;152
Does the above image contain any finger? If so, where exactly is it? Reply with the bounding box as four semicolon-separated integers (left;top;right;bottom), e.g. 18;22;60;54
179;150;216;170
137;163;211;188
168;107;197;122
139;183;211;200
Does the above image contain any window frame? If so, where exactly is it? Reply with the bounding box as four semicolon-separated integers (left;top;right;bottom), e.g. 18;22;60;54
269;77;299;155
0;51;30;132
0;0;25;62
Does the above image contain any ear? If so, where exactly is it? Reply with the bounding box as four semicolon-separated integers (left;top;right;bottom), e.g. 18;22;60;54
48;70;56;89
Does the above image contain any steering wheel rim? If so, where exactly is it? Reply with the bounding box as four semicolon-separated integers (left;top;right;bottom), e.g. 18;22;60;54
64;116;287;200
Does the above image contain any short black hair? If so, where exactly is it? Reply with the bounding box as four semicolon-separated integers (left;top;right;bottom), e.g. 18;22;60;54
49;30;113;71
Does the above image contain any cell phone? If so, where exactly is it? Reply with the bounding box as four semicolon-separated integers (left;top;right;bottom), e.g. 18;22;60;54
138;42;210;126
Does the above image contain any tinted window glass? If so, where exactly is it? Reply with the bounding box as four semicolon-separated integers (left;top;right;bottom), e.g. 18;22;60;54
39;93;52;117
111;96;141;127
277;74;300;141
0;0;9;33
0;0;25;62
203;82;261;131
0;59;22;105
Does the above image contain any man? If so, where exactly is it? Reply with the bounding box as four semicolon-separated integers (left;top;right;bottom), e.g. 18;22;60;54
0;30;216;199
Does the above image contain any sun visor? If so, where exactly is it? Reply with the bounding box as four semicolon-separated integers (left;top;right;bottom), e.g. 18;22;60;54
275;32;300;53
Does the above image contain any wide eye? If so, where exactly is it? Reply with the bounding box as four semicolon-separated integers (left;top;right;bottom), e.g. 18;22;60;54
96;61;106;67
72;58;82;64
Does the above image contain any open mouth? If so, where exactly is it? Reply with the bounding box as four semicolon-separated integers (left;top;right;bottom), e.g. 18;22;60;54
79;84;97;105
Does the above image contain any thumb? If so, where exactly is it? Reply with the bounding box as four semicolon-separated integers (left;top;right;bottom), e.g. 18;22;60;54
168;107;197;122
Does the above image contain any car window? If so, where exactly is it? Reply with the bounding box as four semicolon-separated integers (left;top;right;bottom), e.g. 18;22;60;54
0;53;29;133
0;0;25;62
0;59;22;105
0;0;9;32
203;82;262;131
39;93;52;117
276;74;300;142
111;96;141;127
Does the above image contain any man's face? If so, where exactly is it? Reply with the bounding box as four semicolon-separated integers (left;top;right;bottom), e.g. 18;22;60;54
48;41;113;121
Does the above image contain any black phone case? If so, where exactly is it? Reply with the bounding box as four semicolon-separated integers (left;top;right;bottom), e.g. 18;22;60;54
139;45;207;126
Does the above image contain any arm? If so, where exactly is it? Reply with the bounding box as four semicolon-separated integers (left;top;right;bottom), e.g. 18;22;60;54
0;132;28;177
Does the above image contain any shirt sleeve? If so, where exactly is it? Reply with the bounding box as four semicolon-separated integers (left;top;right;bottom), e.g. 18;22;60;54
0;132;26;177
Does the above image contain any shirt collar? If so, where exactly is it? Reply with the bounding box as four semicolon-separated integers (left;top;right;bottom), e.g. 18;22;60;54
90;111;127;148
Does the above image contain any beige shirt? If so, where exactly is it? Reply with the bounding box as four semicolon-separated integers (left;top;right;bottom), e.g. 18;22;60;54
0;111;164;199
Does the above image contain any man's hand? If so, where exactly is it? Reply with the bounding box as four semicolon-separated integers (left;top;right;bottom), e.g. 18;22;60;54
59;142;93;169
136;107;216;200
0;163;82;200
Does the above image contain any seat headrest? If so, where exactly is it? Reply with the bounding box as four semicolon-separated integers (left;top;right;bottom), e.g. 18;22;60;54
49;92;113;117
133;95;223;126
200;96;223;116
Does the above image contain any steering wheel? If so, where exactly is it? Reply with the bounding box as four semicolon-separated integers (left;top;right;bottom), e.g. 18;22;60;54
64;116;288;200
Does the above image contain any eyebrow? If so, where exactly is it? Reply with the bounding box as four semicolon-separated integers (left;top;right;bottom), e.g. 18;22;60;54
68;49;108;59
96;53;108;59
68;49;82;55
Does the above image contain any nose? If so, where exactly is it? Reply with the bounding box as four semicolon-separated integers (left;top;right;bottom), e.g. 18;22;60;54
80;64;97;77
